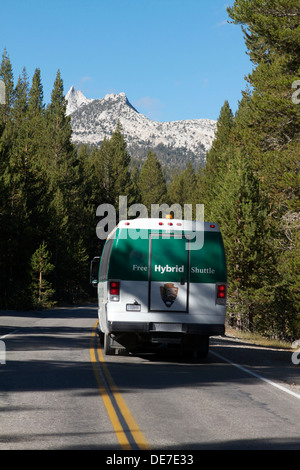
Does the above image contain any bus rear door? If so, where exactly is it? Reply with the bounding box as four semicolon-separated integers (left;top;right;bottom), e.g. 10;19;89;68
149;233;190;312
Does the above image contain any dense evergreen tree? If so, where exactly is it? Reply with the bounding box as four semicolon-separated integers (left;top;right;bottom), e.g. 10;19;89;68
210;150;272;332
227;0;300;68
228;0;299;339
45;70;89;302
0;62;91;307
167;171;184;206
138;150;167;214
198;0;300;339
200;100;235;216
0;10;298;342
98;121;131;210
185;0;300;339
167;162;197;217
0;64;34;307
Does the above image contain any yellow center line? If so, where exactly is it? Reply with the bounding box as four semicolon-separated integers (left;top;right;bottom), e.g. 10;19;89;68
90;322;150;450
90;328;131;449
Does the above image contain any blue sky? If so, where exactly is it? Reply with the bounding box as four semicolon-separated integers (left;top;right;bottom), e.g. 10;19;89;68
1;0;252;122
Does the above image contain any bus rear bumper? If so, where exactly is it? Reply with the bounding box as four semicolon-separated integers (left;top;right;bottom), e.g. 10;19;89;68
107;321;225;337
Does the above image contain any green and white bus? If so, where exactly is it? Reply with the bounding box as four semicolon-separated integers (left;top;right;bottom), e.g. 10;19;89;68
90;217;227;358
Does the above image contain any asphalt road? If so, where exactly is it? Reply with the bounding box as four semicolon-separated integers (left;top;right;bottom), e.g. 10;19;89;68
0;305;299;451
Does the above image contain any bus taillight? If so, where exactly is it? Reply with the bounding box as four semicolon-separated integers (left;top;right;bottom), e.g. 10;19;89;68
216;284;226;305
110;281;120;301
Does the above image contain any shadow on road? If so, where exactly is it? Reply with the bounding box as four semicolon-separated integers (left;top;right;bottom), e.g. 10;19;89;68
0;307;299;451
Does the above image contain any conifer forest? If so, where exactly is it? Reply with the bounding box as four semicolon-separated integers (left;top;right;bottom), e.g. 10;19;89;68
0;0;299;341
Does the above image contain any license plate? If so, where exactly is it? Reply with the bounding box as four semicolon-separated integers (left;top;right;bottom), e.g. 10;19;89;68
126;304;141;311
152;323;182;332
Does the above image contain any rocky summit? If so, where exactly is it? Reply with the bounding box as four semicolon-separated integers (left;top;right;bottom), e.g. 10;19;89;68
66;86;216;169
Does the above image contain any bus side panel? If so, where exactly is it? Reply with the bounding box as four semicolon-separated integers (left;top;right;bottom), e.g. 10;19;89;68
98;280;108;334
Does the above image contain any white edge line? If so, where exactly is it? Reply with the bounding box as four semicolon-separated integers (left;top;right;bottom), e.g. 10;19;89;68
0;329;20;340
210;350;300;400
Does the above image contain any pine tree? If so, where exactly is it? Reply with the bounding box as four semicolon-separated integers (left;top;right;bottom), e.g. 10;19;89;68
63;237;89;304
200;100;235;218
109;121;131;198
45;70;77;188
0;55;93;307
168;162;197;217
0;66;35;308
181;162;197;206
95;122;131;210
25;68;51;244
167;171;184;206
210;150;272;333
28;68;44;117
138;150;167;214
227;0;300;68
227;0;300;339
127;165;141;207
0;51;17;306
30;242;55;309
45;70;82;301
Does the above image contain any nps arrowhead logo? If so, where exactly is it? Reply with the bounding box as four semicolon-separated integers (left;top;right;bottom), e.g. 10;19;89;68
160;283;178;308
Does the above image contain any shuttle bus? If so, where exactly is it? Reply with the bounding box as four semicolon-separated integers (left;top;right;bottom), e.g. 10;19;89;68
90;217;227;358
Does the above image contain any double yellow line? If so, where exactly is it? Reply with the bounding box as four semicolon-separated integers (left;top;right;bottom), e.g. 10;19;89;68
90;323;150;450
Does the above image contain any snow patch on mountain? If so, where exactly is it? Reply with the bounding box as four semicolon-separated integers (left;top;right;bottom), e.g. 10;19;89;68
65;87;216;167
66;86;94;115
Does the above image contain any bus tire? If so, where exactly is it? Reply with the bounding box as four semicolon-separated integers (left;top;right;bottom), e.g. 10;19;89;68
197;335;209;359
104;333;115;356
97;323;104;345
183;335;209;361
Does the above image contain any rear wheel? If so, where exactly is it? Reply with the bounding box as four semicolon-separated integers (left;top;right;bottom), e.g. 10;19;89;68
182;335;209;360
197;335;209;358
